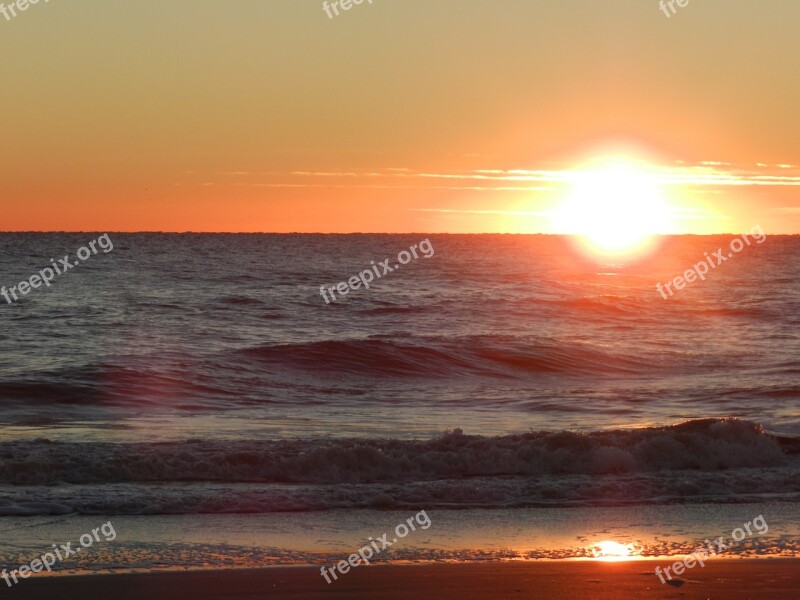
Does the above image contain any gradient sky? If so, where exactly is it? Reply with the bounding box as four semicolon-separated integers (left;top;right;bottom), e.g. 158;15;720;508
2;0;800;233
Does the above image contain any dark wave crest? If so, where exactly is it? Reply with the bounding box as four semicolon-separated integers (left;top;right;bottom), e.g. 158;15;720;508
238;337;656;378
0;418;790;486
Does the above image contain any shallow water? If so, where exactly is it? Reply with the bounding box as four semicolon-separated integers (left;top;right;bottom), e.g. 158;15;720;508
2;504;799;572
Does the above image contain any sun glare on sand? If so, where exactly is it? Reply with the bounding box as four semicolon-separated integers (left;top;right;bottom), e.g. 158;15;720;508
551;157;674;258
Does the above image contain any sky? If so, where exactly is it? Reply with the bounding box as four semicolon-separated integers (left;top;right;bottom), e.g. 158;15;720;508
2;0;800;233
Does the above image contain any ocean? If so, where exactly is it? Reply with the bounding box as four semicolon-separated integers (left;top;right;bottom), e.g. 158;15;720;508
1;233;799;571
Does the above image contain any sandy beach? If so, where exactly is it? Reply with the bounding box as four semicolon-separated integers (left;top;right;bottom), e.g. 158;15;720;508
13;560;800;599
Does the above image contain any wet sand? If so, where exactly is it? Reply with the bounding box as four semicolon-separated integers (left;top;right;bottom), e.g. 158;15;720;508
13;559;800;599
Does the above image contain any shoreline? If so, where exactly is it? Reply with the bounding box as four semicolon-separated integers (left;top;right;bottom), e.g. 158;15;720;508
10;559;800;599
6;553;793;576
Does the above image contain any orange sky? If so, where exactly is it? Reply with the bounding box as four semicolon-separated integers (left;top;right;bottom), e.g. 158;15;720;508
2;1;799;233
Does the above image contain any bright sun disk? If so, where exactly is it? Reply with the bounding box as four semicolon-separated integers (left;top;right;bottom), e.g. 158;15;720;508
551;158;674;257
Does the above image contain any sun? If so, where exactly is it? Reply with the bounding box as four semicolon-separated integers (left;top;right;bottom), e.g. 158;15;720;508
551;157;674;257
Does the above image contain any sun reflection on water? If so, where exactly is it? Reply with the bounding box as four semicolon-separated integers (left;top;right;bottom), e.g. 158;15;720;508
589;540;641;562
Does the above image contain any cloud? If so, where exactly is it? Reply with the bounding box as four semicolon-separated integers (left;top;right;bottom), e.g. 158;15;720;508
412;208;552;217
189;161;800;191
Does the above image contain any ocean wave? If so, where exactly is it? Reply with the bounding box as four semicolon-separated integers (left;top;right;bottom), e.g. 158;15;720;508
0;419;791;487
0;366;232;408
237;337;655;378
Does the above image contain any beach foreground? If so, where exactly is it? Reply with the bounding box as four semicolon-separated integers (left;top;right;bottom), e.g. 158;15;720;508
15;560;800;600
